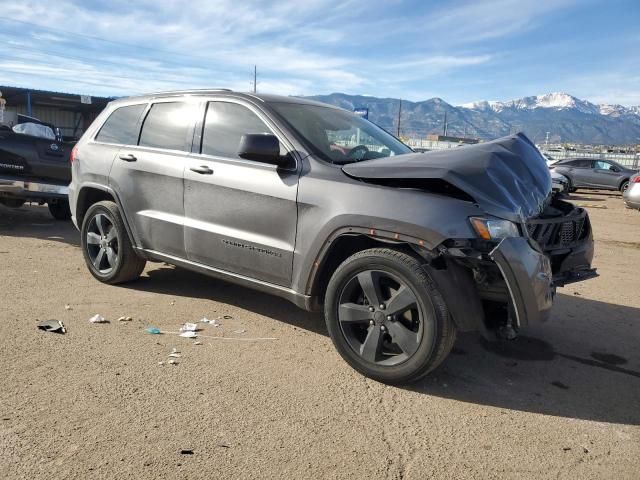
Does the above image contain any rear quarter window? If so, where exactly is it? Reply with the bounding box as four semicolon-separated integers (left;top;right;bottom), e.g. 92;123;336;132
95;104;146;145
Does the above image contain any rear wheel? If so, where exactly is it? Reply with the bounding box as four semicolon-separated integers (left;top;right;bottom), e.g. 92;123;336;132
81;200;146;284
48;198;71;220
620;180;630;193
324;248;456;384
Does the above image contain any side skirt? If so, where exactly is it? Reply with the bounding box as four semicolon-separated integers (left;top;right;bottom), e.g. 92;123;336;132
136;248;316;311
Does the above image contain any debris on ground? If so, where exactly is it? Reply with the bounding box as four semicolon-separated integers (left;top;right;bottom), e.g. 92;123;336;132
233;329;246;334
179;449;194;455
193;341;202;345
199;317;220;327
180;322;198;332
171;347;179;354
145;327;162;334
37;319;66;334
179;331;197;338
158;361;165;366
168;353;181;358
64;304;72;311
223;315;233;320
118;316;133;322
168;359;178;365
89;314;107;323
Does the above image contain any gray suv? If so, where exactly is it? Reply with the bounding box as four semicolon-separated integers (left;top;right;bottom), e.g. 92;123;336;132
69;90;596;383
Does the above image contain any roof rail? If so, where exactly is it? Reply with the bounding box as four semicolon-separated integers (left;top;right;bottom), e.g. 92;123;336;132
147;88;233;96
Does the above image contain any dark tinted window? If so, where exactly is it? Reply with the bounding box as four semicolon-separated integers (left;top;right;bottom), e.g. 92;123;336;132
201;102;273;158
95;104;145;145
568;159;592;168
139;102;195;151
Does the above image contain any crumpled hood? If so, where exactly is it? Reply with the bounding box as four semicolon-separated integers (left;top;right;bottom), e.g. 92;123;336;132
342;133;551;222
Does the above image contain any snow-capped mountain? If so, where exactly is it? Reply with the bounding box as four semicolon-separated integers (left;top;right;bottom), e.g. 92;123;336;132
461;92;639;118
307;92;640;145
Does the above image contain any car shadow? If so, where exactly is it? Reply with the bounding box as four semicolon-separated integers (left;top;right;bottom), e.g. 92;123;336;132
0;203;80;247
124;264;640;425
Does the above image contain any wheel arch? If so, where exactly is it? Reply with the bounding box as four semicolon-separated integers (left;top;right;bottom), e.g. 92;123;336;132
76;184;140;249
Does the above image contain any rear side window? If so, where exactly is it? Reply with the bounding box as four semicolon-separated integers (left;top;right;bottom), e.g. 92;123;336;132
139;102;195;151
95;104;145;145
569;159;591;168
201;102;273;159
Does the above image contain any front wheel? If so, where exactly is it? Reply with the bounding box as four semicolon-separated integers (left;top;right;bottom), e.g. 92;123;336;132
324;248;456;384
81;200;146;284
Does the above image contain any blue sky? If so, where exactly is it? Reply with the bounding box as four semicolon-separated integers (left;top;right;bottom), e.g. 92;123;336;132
0;0;638;105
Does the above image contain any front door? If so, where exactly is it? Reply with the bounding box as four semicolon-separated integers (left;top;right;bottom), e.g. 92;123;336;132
592;160;622;189
183;100;298;287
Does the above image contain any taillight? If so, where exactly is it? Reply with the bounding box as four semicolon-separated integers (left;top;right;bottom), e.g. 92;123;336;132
70;145;78;163
633;176;640;184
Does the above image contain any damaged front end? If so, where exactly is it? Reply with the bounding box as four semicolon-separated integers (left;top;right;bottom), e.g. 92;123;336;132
343;133;597;339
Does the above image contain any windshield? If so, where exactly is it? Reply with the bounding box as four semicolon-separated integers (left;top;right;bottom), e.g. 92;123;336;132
270;102;412;164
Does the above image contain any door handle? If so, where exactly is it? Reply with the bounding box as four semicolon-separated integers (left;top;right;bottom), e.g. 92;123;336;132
119;153;137;162
190;165;214;175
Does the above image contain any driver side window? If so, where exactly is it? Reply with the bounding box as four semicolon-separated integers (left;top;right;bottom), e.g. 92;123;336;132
201;102;284;159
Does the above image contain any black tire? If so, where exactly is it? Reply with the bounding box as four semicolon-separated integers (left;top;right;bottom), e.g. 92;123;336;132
620;180;630;193
80;200;146;284
0;198;26;208
48;198;71;220
324;248;456;384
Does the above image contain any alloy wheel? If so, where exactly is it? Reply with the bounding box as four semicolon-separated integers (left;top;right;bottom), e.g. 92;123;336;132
337;270;424;366
85;213;119;274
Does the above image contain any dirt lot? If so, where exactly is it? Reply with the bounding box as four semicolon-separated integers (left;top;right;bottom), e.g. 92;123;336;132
1;191;639;480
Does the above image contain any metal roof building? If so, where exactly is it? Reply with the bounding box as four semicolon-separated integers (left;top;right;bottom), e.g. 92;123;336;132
0;86;112;140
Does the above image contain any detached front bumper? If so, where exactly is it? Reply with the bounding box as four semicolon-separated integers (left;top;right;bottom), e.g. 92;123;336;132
488;205;596;328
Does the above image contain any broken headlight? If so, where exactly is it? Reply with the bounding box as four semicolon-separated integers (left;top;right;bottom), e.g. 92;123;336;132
470;217;520;240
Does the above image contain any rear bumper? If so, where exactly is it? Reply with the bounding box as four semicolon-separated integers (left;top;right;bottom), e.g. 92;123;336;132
0;178;68;199
623;183;640;209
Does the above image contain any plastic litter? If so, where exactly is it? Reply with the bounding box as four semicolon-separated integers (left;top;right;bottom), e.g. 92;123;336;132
145;327;161;334
180;322;198;332
64;304;72;311
168;353;181;358
171;347;179;354
37;319;66;334
118;316;133;322
199;317;220;327
193;341;203;345
179;331;197;338
89;314;107;324
168;358;178;365
233;329;246;334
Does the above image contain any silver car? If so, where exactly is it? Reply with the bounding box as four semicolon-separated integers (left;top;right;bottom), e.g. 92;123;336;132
623;173;640;209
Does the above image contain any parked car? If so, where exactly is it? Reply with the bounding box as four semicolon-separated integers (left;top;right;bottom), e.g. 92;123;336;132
623;173;640;209
550;170;569;195
552;157;637;193
0;114;73;219
69;90;596;384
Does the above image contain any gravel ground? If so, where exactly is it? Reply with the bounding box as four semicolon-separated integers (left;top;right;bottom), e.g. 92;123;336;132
1;191;639;479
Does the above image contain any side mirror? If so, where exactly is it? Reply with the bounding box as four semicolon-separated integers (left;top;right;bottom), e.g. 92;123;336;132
238;134;287;166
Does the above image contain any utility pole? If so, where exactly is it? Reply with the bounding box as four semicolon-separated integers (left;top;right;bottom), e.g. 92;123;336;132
253;65;257;93
396;99;402;137
545;131;550;145
443;111;448;136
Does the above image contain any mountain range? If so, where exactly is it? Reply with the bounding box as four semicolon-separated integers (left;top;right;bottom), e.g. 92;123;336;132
306;92;640;145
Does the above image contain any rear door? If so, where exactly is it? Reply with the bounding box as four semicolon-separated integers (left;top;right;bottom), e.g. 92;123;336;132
109;100;198;258
566;159;593;186
183;99;299;287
